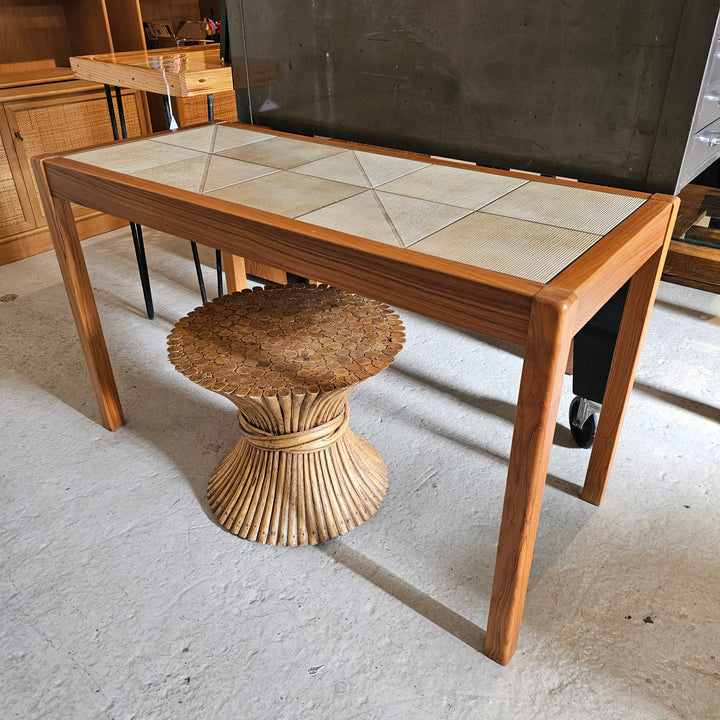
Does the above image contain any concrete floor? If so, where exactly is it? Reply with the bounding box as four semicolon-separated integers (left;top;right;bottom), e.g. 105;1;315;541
1;227;718;720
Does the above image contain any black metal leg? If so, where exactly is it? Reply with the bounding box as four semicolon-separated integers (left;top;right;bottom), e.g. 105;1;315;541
206;93;223;297
162;96;173;128
191;242;208;304
162;94;209;301
114;86;128;139
104;85;119;141
105;85;154;319
572;284;629;404
130;223;154;319
216;250;223;296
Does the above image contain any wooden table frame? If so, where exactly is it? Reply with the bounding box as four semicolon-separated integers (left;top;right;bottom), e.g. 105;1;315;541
32;123;679;665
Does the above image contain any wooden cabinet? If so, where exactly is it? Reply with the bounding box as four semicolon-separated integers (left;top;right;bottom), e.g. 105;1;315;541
0;79;148;265
0;0;221;265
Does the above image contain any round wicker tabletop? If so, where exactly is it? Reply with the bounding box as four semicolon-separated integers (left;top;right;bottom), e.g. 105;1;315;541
167;284;405;396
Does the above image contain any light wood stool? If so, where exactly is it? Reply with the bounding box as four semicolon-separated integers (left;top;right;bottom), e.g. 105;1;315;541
168;284;405;546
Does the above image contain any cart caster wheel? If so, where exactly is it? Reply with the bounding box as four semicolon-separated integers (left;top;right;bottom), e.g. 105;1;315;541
569;395;597;449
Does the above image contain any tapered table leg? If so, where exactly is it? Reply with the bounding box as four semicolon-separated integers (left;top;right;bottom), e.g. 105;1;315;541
34;161;124;430
581;246;671;505
484;288;576;665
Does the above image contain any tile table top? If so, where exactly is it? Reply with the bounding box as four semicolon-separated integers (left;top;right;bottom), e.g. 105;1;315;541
67;124;646;283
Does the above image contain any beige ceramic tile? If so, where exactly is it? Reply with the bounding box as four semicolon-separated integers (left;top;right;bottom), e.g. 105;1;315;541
481;181;646;234
205;171;363;217
150;126;218;152
292;150;428;188
377;164;528;209
67;140;204;175
410;212;602;283
298;191;470;247
150;125;274;154
201;155;278;192
212;125;275;152
215;136;345;169
298;192;403;246
377;191;471;246
131;156;210;192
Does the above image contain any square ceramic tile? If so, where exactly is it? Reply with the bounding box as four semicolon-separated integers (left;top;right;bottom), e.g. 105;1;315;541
212;125;275;152
298;190;470;247
376;164;528;209
67;140;204;174
481;181;646;234
131;156;210;192
215;136;345;169
130;154;278;193
292;150;429;188
201;155;278;192
150;125;274;154
410;212;602;282
149;126;218;153
205;171;364;217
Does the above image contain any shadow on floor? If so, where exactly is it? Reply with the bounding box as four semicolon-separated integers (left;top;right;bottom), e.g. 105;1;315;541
317;541;487;653
634;381;720;423
389;364;579;450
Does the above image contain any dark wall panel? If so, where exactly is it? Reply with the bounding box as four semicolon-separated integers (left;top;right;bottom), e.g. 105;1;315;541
226;0;720;192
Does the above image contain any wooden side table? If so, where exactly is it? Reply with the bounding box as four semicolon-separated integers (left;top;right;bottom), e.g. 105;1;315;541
168;284;405;546
33;123;679;664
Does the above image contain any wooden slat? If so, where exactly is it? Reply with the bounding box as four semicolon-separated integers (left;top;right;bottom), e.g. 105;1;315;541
663;239;720;292
683;224;720;246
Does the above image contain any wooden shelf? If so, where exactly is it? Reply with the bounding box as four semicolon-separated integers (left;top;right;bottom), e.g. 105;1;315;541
0;68;76;90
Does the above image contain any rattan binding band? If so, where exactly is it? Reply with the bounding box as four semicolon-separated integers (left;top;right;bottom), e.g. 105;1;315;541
237;403;349;454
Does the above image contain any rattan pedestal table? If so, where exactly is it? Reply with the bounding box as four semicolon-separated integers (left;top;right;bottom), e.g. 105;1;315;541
168;284;405;546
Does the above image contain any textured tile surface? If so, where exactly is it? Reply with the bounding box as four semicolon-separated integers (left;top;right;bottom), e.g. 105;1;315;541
131;156;210;192
131;155;278;193
150;125;275;154
299;191;470;247
411;212;602;282
293;150;429;188
215;136;345;169
482;181;647;234
377;164;528;209
149;125;218;153
68;126;649;281
206;171;363;217
68;140;203;174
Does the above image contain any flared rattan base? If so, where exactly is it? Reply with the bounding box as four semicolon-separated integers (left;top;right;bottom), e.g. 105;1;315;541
168;284;405;546
207;425;388;546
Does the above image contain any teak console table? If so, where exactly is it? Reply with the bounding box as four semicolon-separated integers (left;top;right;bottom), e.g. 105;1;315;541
33;123;679;665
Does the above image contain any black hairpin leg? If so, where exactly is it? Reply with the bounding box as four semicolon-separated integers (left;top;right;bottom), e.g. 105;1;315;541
162;95;210;303
206;94;223;297
190;242;208;303
105;85;154;319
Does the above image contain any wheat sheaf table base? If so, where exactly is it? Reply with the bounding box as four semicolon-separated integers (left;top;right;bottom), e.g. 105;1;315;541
33;122;679;664
167;284;405;546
